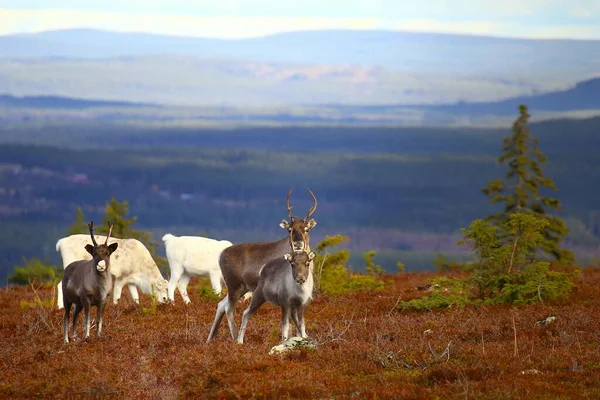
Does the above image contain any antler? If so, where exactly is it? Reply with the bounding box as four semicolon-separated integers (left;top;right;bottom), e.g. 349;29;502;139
304;188;317;220
105;221;114;244
286;188;299;221
88;221;98;247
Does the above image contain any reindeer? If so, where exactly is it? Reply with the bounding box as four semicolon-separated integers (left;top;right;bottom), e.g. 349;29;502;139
237;250;316;344
162;233;233;304
56;235;168;309
62;221;118;343
207;188;317;343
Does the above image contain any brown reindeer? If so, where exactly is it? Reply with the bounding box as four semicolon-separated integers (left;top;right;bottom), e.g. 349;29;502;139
281;188;318;252
207;188;317;342
62;221;118;343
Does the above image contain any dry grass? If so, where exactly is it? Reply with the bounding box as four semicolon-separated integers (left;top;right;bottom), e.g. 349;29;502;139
1;269;599;399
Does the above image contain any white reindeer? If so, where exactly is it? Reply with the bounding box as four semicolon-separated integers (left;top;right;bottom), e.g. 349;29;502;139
162;233;233;304
56;234;168;309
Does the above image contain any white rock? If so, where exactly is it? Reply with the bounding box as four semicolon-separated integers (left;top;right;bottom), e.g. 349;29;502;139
536;316;556;326
268;337;316;355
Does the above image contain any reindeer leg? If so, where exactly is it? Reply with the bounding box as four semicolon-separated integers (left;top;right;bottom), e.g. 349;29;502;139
290;307;302;338
63;302;72;343
281;307;291;342
57;281;64;309
83;300;91;341
167;262;183;303
207;295;228;343
237;292;265;344
177;271;192;304
72;304;82;339
297;305;308;338
209;271;222;295
127;283;140;304
97;301;107;337
112;280;125;305
225;292;241;340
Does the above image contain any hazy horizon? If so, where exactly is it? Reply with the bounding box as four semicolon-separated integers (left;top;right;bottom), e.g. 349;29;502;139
1;1;599;40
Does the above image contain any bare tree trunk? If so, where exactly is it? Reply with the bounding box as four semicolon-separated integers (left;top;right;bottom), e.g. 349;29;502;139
508;236;519;273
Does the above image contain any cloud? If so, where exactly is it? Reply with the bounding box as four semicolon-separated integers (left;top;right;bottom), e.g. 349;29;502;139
1;7;599;40
569;4;600;18
0;9;381;38
0;1;570;18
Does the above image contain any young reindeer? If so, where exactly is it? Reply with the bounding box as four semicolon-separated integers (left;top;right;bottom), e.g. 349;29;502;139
207;188;317;343
62;221;118;343
237;250;316;344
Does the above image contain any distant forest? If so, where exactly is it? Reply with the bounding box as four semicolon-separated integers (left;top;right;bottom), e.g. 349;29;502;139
1;116;599;280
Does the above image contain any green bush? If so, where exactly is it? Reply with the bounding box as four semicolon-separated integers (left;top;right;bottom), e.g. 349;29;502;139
341;274;385;294
493;262;576;305
433;253;465;272
400;213;578;310
313;235;385;295
197;279;221;302
8;258;62;286
399;277;471;311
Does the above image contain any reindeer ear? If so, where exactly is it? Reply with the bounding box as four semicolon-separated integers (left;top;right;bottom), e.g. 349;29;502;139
85;244;95;256
280;219;290;229
306;219;317;230
308;251;316;261
283;253;292;261
108;242;118;254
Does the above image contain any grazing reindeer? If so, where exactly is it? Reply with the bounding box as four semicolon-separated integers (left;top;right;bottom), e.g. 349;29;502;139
237;250;316;344
207;188;317;343
162;233;232;304
62;221;118;343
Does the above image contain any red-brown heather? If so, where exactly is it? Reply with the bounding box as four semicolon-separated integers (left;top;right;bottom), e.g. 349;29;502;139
1;268;599;399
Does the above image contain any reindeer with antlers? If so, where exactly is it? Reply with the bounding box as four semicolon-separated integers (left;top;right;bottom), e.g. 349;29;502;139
62;220;118;343
207;188;318;342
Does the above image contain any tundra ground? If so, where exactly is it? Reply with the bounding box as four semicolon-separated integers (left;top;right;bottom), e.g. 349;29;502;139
1;268;599;399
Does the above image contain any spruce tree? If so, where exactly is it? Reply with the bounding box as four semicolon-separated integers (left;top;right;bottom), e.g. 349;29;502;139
95;198;141;239
97;197;167;272
66;206;88;235
482;105;573;263
66;198;168;273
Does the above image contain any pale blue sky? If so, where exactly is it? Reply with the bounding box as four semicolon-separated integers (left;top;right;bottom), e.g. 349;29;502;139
1;0;599;39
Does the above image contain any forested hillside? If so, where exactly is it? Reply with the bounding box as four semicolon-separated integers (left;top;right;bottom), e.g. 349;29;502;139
1;116;599;280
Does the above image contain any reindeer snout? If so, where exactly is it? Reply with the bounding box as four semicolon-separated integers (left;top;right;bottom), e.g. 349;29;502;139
96;260;106;272
296;276;306;284
292;241;305;252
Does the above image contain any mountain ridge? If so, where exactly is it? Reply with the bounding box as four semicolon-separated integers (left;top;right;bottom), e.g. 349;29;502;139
2;28;599;76
1;28;599;108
